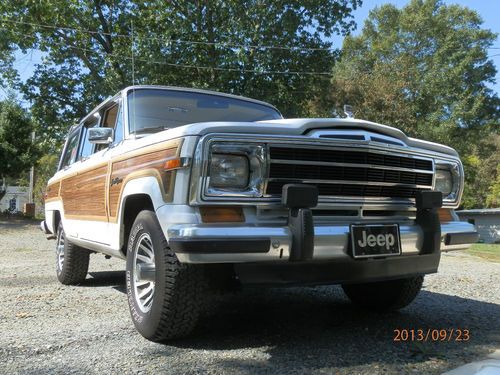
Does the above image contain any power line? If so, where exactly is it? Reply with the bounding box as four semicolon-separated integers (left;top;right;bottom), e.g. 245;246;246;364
2;25;499;78
0;18;338;52
5;29;334;77
3;17;500;53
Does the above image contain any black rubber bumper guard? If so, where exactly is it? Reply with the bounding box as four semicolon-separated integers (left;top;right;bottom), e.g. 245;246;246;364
283;185;444;261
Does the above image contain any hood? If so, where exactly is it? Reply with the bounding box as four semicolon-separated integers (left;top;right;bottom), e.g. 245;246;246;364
140;117;459;158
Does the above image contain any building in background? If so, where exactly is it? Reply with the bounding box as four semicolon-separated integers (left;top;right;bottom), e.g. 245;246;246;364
0;186;30;214
456;209;500;244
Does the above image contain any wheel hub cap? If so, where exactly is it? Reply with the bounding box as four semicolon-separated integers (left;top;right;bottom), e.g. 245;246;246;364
132;233;156;313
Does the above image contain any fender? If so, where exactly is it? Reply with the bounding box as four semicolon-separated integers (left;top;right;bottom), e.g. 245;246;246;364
113;176;166;251
118;176;166;214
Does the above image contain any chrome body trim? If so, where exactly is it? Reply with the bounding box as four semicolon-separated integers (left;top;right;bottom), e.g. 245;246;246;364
266;178;432;189
269;159;434;174
307;129;406;147
169;221;476;263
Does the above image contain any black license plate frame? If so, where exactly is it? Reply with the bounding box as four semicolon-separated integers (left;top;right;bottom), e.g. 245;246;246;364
350;224;402;259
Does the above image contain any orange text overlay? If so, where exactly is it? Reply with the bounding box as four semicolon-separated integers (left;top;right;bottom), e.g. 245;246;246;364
393;328;470;342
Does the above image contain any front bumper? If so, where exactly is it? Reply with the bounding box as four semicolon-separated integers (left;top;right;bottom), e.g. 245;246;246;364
168;221;477;264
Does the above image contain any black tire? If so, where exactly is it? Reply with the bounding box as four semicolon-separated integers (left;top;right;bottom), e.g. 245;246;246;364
342;276;424;311
126;210;204;342
55;222;90;285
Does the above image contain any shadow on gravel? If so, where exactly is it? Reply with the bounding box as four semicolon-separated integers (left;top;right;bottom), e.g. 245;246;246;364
0;219;40;229
155;287;499;373
84;271;125;292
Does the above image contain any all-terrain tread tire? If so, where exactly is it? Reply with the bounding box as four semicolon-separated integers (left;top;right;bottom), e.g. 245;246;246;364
56;222;90;285
342;276;424;311
126;210;204;342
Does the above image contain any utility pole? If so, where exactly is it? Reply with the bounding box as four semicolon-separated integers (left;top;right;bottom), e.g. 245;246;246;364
28;131;35;203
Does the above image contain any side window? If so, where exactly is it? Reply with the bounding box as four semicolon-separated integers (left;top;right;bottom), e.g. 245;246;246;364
114;104;124;143
95;103;121;152
60;130;80;169
79;119;99;159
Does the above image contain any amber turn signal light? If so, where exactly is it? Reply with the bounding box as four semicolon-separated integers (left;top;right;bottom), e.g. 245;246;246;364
438;208;453;222
200;207;245;223
164;158;182;171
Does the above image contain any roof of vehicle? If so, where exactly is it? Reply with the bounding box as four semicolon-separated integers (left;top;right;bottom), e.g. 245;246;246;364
71;85;281;132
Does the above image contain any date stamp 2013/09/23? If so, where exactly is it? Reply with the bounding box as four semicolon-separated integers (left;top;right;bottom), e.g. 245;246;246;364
394;329;470;342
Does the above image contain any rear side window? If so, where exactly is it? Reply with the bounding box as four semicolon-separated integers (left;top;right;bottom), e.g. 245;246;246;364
60;130;80;169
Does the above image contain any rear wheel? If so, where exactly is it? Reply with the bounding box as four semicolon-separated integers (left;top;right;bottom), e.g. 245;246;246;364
126;210;204;342
342;276;424;311
55;222;90;285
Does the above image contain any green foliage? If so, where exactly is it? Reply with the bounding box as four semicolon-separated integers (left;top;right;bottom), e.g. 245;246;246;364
486;164;500;208
33;153;59;210
0;0;361;147
0;100;38;179
326;0;499;208
467;244;500;262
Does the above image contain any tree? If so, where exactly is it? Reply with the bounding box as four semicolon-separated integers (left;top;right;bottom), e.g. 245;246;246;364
33;153;59;210
324;0;499;207
486;164;500;208
0;0;361;147
0;100;38;181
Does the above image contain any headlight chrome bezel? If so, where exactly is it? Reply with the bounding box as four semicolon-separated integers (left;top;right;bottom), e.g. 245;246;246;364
205;142;267;198
434;159;462;207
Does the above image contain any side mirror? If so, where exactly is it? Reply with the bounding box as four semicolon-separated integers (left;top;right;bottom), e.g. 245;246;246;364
89;127;114;145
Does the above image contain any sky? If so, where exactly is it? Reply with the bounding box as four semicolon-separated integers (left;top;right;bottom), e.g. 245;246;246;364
331;0;500;94
1;0;499;102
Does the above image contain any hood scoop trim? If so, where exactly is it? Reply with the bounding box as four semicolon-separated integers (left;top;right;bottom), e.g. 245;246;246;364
308;129;406;147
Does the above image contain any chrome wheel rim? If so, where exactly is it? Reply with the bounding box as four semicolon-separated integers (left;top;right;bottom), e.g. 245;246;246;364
56;229;65;273
133;233;156;313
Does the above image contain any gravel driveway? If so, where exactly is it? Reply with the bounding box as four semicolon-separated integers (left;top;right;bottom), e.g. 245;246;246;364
0;220;499;374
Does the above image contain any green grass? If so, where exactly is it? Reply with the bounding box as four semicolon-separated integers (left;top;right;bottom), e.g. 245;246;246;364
466;243;500;262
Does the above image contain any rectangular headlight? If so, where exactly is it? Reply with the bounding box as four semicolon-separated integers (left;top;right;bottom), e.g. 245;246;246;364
205;142;266;198
209;154;249;189
434;160;462;206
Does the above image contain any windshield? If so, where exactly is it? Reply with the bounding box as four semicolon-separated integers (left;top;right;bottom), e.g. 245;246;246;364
127;89;282;134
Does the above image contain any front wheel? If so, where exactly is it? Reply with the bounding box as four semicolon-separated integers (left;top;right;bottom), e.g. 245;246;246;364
342;276;424;311
126;210;204;342
55;222;90;285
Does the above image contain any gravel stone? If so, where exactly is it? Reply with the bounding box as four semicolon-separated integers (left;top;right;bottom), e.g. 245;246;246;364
0;220;499;374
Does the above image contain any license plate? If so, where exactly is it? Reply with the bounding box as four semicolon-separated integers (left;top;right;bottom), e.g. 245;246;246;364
350;224;402;258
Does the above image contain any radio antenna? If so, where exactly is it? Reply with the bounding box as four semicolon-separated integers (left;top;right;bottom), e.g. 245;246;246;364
131;20;135;86
130;20;136;133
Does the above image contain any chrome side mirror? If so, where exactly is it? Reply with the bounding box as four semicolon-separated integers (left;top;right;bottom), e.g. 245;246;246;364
89;127;114;145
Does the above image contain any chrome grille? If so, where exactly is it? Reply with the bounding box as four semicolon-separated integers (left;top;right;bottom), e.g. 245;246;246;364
266;146;434;200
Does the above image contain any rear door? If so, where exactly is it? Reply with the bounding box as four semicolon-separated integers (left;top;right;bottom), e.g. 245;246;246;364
59;115;111;243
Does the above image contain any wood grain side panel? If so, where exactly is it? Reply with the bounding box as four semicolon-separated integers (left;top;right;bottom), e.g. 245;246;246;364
45;181;61;202
60;165;108;219
108;147;178;220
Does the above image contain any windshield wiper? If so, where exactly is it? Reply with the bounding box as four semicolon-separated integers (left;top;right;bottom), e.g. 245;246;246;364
133;126;170;134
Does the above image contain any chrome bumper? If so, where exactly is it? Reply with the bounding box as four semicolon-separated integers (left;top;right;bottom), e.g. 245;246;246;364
168;221;477;264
